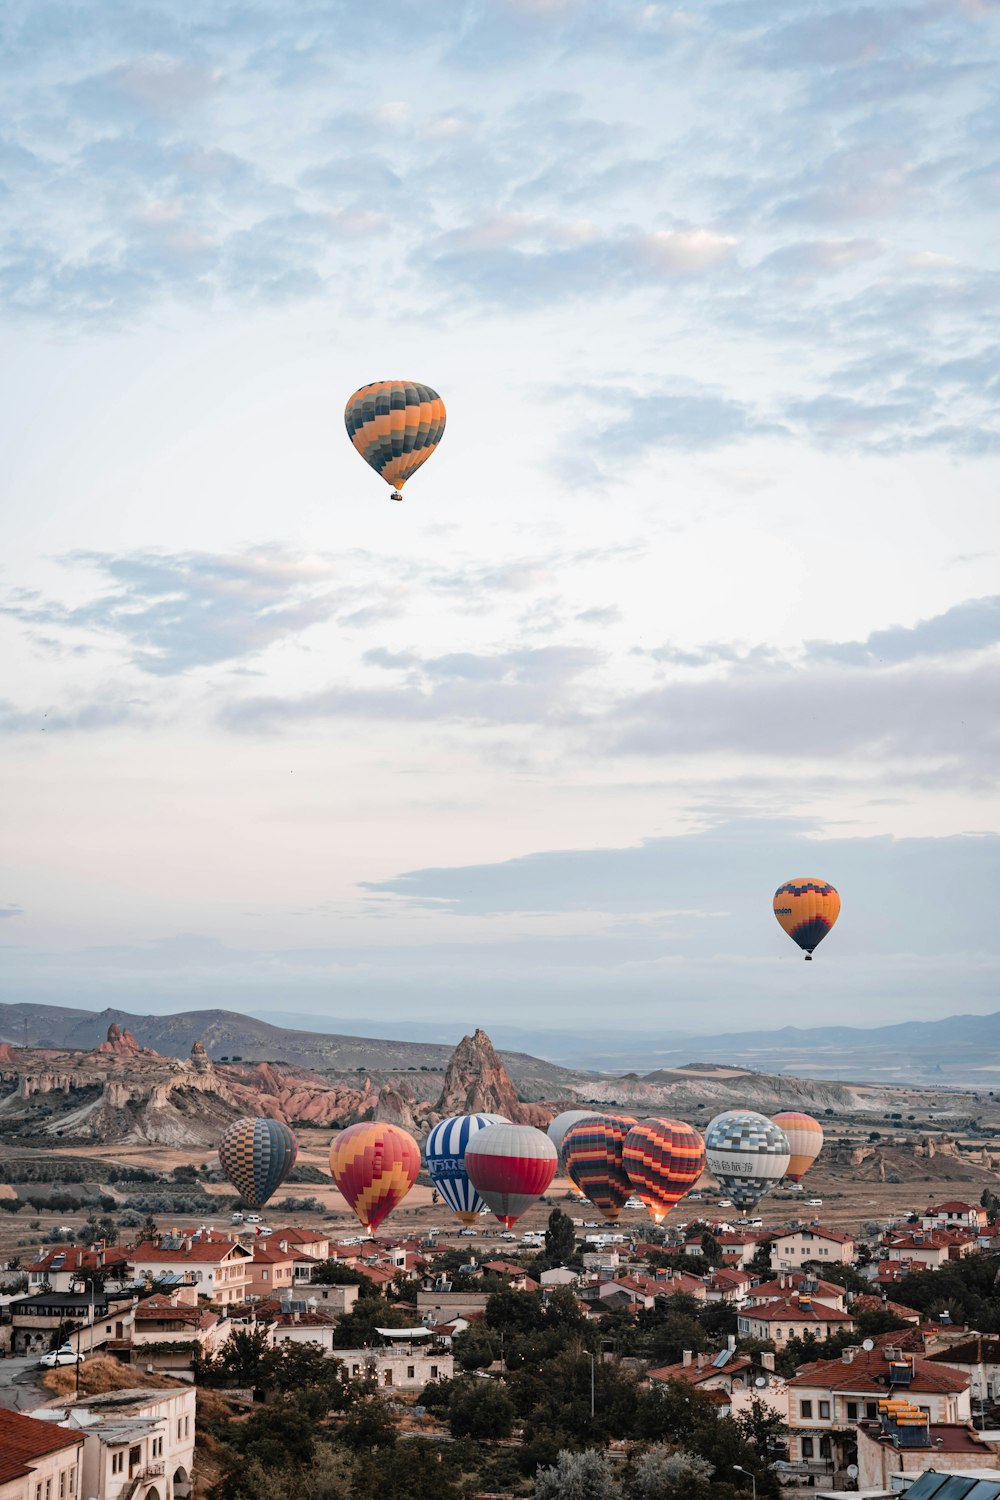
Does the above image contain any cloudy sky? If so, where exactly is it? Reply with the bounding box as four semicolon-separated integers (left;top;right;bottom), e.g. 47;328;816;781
2;0;1000;1053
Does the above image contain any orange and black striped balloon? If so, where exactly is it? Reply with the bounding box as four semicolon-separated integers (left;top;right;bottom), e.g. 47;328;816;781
562;1114;637;1224
623;1118;705;1225
773;877;840;960
344;380;446;499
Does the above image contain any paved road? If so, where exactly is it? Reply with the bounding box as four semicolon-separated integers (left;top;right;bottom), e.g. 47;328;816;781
0;1353;49;1412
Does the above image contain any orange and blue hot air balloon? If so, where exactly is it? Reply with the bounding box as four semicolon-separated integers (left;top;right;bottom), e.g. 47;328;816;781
344;380;446;501
772;1111;824;1184
773;877;840;960
562;1114;637;1224
329;1121;421;1236
623;1118;706;1225
218;1117;298;1210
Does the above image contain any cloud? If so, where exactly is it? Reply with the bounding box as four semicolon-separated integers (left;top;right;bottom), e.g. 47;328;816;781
2;549;342;675
74;54;222;118
0;905;23;919
807;595;1000;665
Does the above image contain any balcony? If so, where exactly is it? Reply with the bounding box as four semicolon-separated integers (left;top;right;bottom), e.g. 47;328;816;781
140;1462;165;1479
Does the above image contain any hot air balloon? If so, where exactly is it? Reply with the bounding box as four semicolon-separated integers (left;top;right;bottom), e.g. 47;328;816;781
329;1121;421;1236
425;1113;509;1226
704;1110;790;1212
623;1118;706;1225
771;1111;824;1184
344;380;446;502
562;1114;637;1224
547;1110;594;1197
218;1117;298;1210
773;877;840;960
464;1122;557;1229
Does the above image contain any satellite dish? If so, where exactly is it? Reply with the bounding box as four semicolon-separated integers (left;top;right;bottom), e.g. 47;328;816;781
755;1376;767;1388
847;1465;859;1480
862;1339;874;1351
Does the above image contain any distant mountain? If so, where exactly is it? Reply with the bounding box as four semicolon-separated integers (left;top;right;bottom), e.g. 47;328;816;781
637;1011;1000;1085
0;1001;576;1092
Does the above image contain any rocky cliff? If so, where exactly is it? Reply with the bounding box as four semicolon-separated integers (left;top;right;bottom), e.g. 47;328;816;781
432;1029;549;1127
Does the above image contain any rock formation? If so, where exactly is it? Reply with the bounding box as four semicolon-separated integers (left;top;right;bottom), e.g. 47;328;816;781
432;1028;546;1126
95;1024;151;1058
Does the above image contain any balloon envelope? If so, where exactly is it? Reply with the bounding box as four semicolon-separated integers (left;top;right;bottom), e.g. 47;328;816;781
425;1113;509;1226
562;1115;637;1224
771;1111;824;1184
704;1110;790;1211
330;1121;421;1235
345;380;446;499
773;877;840;958
465;1122;557;1229
218;1117;298;1210
547;1110;594;1196
623;1118;706;1224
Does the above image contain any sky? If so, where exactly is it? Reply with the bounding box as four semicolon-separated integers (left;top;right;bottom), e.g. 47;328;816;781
2;0;1000;1049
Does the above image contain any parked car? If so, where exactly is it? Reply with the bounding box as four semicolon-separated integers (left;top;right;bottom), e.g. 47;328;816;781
807;1199;823;1206
245;1213;262;1224
500;1231;516;1241
39;1345;85;1368
231;1212;244;1223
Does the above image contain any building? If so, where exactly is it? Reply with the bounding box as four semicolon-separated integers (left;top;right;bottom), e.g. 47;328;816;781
737;1295;855;1350
334;1340;454;1390
745;1273;847;1311
883;1229;978;1268
123;1294;232;1375
130;1238;252;1306
8;1290;136;1356
927;1338;1000;1405
704;1268;753;1306
32;1385;195;1500
244;1244;300;1302
416;1288;490;1321
770;1227;855;1271
307;1283;360;1316
855;1405;1000;1492
852;1294;923;1327
785;1345;972;1480
647;1348;788;1422
0;1408;84;1500
923;1203;989;1233
27;1247;133;1295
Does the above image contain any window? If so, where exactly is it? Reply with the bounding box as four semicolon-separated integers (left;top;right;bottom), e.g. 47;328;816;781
59;1474;65;1500
177;1419;183;1440
819;1401;830;1419
112;1452;125;1475
846;1401;858;1420
45;1482;51;1500
801;1437;814;1458
184;1415;190;1437
800;1400;813;1418
261;1270;268;1281
407;1365;415;1379
819;1437;831;1459
430;1365;438;1378
865;1401;878;1419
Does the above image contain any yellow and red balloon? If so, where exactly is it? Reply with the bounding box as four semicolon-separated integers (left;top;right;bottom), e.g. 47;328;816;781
773;877;840;960
329;1121;421;1236
771;1111;824;1184
623;1118;705;1225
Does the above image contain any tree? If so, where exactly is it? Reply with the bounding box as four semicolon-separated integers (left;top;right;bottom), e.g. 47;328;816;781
215;1444;354;1500
447;1376;515;1439
354;1440;459;1500
545;1207;577;1265
333;1296;416;1347
452;1324;499;1371
631;1445;714;1499
140;1214;159;1242
312;1260;368;1287
533;1449;624;1500
337;1395;397;1451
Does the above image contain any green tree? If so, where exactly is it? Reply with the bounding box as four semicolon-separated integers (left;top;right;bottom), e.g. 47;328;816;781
545;1207;577;1264
337;1395;397;1451
333;1296;417;1347
214;1443;354;1500
631;1445;714;1499
452;1324;499;1371
311;1260;368;1286
534;1449;624;1500
354;1440;459;1500
447;1376;515;1439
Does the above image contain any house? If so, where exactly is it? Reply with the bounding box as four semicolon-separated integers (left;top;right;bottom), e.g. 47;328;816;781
649;1267;708;1301
648;1348;788;1421
736;1295;855;1350
27;1246;133;1295
704;1268;752;1306
416;1289;490;1321
244;1244;301;1302
32;1384;195;1500
745;1272;847;1311
855;1406;1000;1491
784;1345;971;1479
334;1339;454;1389
687;1231;764;1269
308;1283;360;1316
0;1408;84;1500
268;1305;341;1354
539;1267;581;1288
883;1229;978;1268
480;1261;540;1292
130;1238;253;1306
770;1227;855;1271
923;1202;989;1233
271;1227;331;1262
851;1293;923;1326
8;1289;136;1356
927;1337;1000;1405
124;1294;232;1375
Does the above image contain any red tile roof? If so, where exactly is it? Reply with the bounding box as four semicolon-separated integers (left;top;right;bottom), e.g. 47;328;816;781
788;1349;968;1394
749;1275;844;1301
852;1294;922;1323
771;1226;854;1245
131;1240;251;1264
648;1357;752;1387
0;1409;84;1486
31;1246;131;1273
743;1298;854;1324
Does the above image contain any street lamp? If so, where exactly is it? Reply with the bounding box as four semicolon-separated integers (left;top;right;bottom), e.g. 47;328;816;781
733;1464;757;1500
